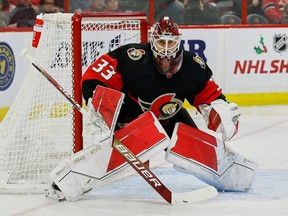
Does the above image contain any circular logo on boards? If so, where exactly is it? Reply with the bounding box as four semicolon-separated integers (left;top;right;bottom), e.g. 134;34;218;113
0;42;16;91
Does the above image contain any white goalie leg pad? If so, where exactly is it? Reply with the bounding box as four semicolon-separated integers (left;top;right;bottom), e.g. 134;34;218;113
165;123;258;192
48;138;115;202
48;111;170;201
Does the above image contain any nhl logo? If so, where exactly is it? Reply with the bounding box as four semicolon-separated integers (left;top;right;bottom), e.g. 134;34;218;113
273;34;287;53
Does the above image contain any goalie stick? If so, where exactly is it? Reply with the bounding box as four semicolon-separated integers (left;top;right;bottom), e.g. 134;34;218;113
113;137;217;204
20;48;218;204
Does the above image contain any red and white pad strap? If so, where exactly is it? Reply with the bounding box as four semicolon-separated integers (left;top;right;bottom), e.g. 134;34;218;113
199;99;241;142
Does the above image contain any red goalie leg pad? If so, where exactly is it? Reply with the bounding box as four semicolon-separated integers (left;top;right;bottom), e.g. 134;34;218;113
107;111;170;172
167;123;220;172
166;123;258;192
91;85;124;131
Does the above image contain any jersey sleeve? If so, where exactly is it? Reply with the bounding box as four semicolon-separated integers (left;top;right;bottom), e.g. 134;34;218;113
184;52;225;109
192;78;224;109
81;53;124;92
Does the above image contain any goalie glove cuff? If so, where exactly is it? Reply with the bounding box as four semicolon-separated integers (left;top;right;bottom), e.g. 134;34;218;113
199;99;241;142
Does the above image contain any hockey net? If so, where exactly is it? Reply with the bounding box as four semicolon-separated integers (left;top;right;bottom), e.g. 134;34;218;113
0;12;148;193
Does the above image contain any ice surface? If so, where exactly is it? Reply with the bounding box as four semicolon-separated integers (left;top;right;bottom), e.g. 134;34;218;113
1;105;288;216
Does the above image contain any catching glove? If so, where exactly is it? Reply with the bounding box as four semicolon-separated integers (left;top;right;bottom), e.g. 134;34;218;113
199;99;241;142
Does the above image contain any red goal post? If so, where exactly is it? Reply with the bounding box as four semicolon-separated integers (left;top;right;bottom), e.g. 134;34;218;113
71;12;148;152
0;12;148;193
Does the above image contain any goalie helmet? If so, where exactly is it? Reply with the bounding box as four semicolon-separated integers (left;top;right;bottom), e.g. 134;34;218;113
150;16;183;78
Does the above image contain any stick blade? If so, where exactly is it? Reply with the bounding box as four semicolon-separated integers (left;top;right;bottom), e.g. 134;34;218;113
171;186;218;204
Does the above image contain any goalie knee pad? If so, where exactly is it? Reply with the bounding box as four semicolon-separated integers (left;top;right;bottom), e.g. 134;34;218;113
165;123;258;192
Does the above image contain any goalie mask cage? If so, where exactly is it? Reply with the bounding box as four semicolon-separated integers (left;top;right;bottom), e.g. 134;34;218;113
0;12;148;193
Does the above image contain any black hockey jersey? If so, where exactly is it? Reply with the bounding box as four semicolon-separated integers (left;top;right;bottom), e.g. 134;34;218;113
82;43;223;124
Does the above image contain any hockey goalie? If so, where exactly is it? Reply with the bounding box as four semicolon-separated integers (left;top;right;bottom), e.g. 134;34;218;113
47;86;257;202
46;17;258;202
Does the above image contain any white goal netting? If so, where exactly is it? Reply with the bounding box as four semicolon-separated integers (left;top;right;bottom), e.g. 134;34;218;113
0;12;147;193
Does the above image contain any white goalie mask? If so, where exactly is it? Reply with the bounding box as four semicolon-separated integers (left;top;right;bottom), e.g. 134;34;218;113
150;17;183;78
